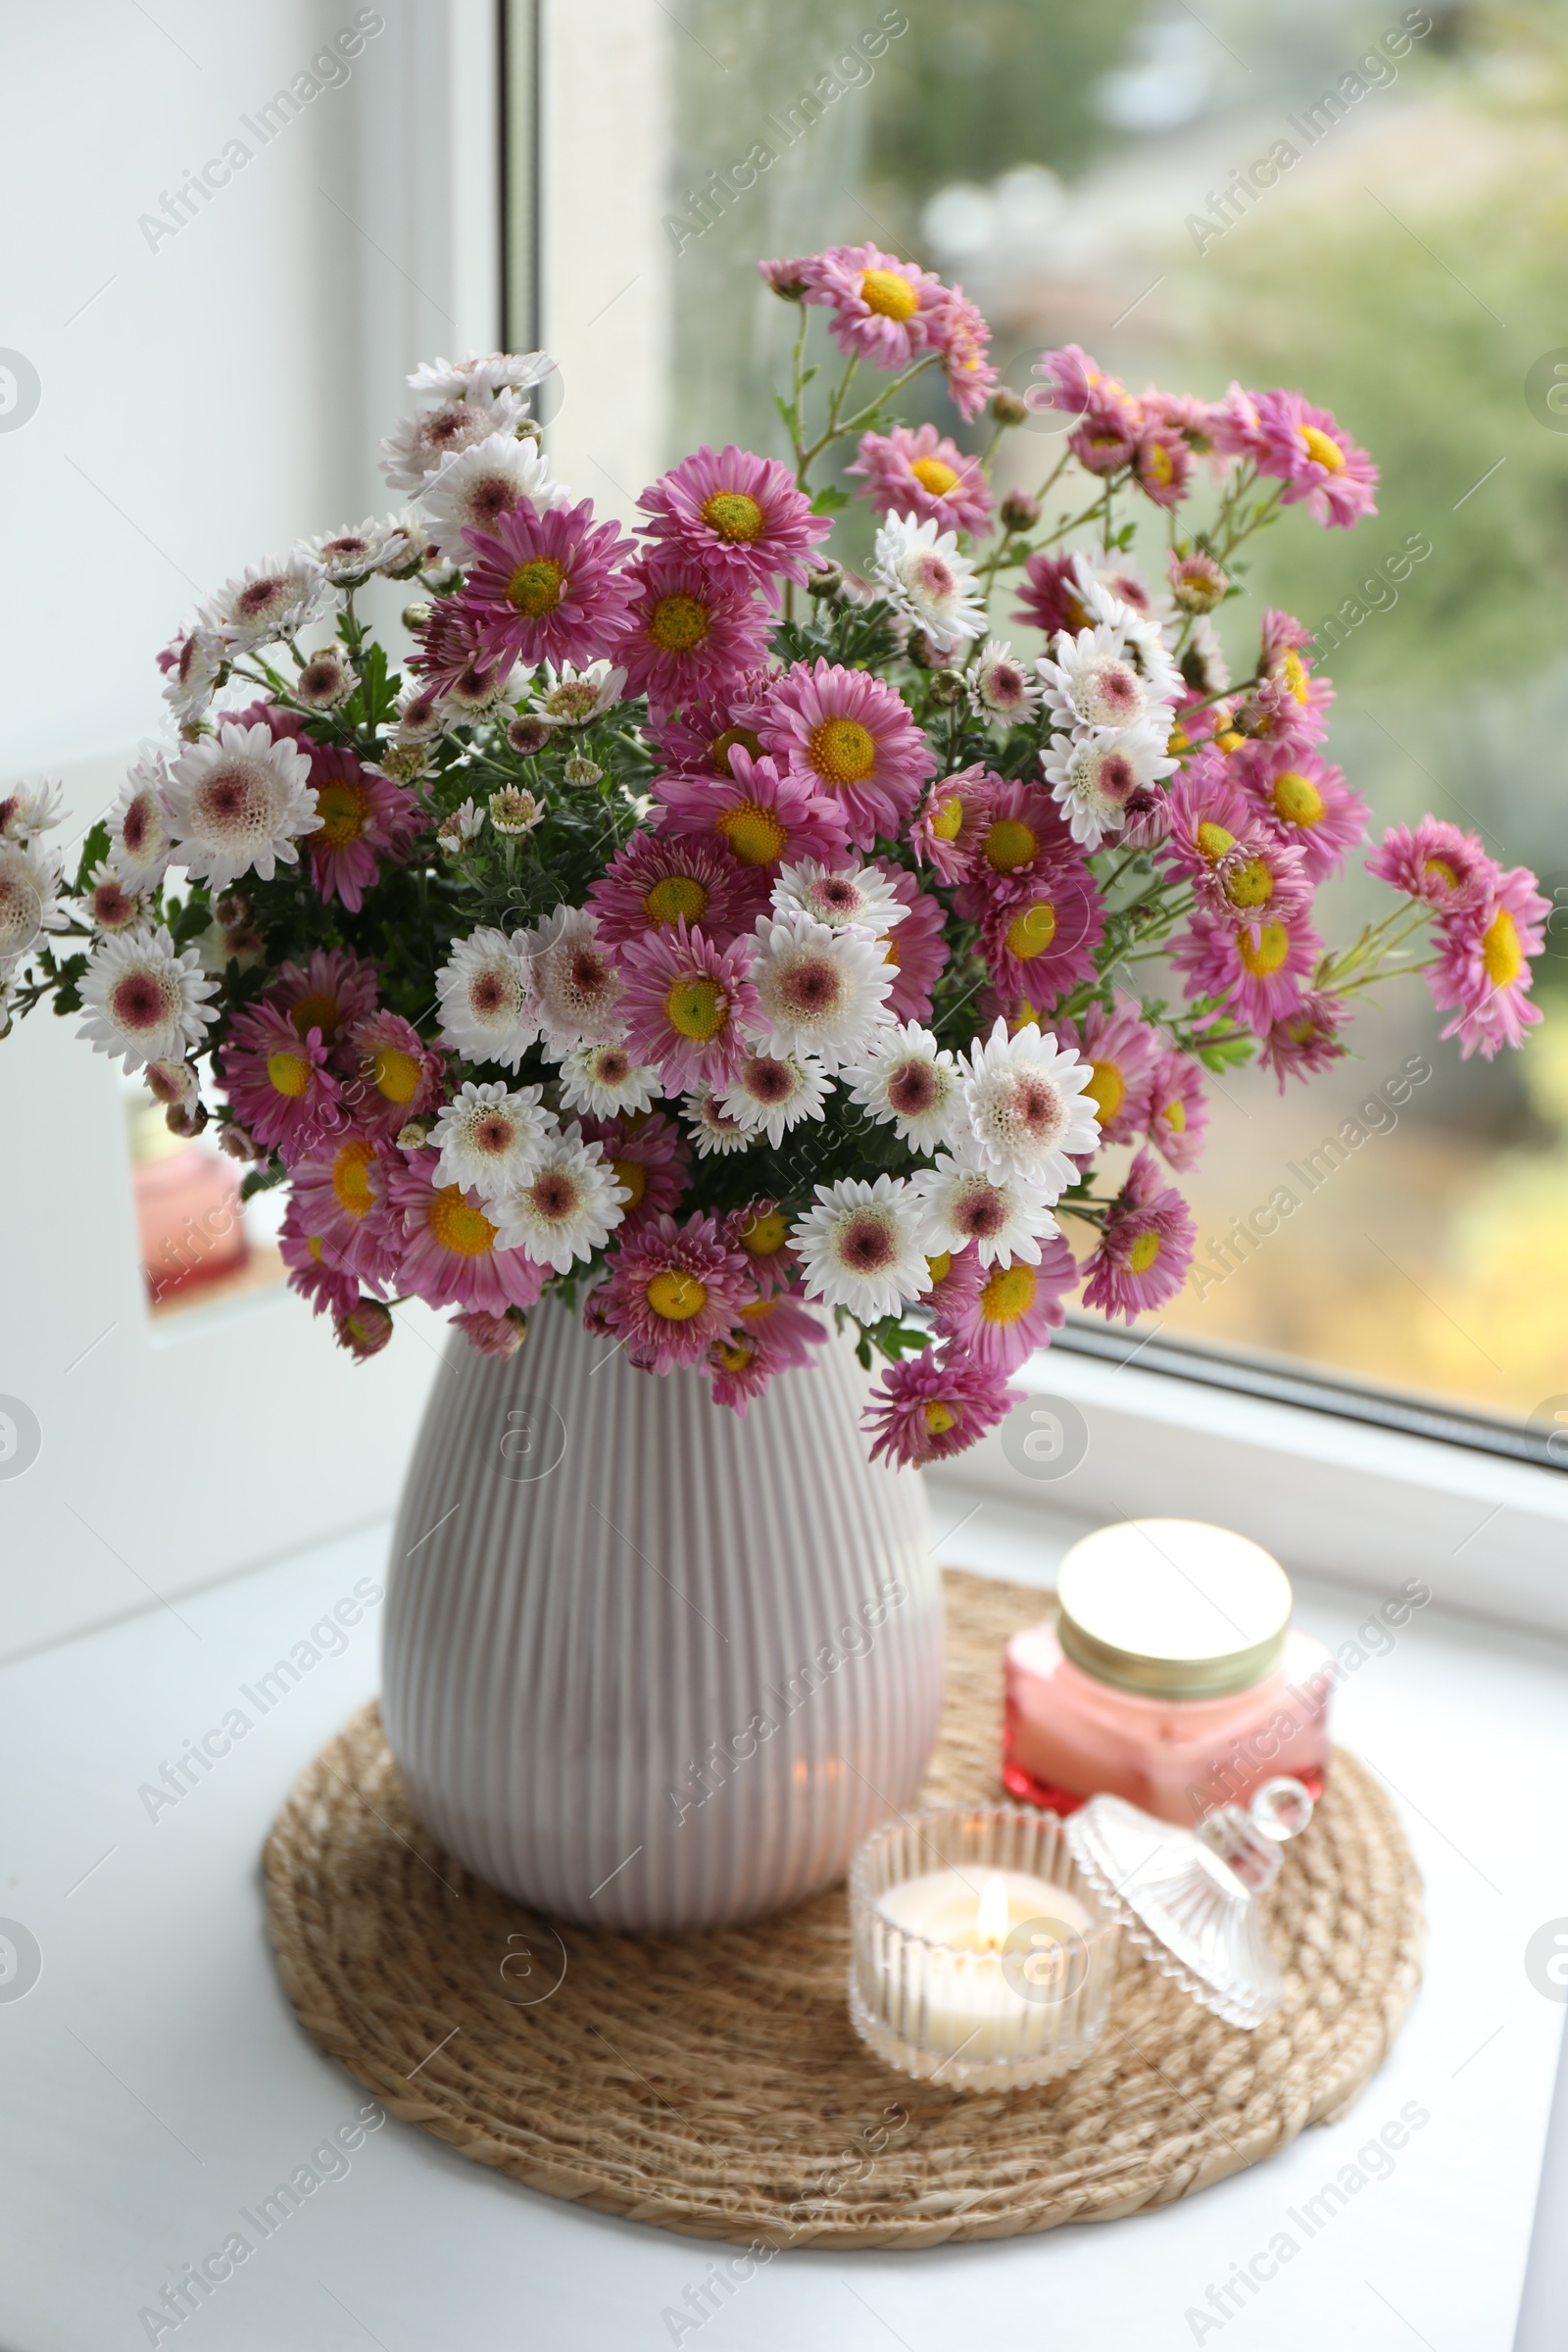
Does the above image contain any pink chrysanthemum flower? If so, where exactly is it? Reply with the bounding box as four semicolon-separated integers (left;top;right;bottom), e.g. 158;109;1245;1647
289;1134;405;1285
582;1110;690;1233
267;948;380;1068
458;496;638;674
863;1347;1022;1468
453;1305;531;1359
1013;551;1095;641
876;865;950;1023
1144;1047;1210;1167
932;1236;1078;1373
220;1001;342;1163
335;1294;397;1362
757;256;814;298
1237;747;1369;884
386;1152;550;1315
722;1199;802;1298
1028;344;1139;428
1156;755;1257;883
1191;827;1313;935
615;547;772;715
654;746;852;872
1207;381;1269;459
1429;866;1550;1059
617;917;758;1092
279;1198;360;1321
1256;990;1350;1091
1169;550;1228;613
761;661;936;850
803;243;953;370
930;284;998;420
706;1292;827;1414
1252;390;1378;527
599;1211;751;1374
1256;607;1335;728
979;862;1106;1008
1366;819;1499;914
1171;906;1323;1035
848;424;994;535
1056;995;1160;1149
907;764;995;886
1081;1149;1196;1324
1069;391;1143;476
349;1009;447;1139
1134;425;1193;509
586;827;760;949
954;780;1075;918
638;446;829;608
305;746;419;913
647;669;773;777
406;598;490;696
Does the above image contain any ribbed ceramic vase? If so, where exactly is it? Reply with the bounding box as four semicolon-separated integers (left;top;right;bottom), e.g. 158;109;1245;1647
381;1299;946;1933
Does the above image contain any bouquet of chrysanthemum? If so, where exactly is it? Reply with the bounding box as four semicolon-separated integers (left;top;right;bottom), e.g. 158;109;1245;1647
1;245;1547;1464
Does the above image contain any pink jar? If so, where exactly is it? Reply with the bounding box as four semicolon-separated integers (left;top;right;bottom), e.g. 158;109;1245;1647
1004;1520;1333;1828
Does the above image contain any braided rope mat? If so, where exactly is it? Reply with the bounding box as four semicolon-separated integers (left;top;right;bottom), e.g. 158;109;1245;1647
263;1568;1424;2248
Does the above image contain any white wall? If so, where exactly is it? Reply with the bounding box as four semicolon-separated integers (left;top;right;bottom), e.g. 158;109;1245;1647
0;2;502;1660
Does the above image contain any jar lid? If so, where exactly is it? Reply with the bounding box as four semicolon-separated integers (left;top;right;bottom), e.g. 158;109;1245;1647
1055;1519;1292;1700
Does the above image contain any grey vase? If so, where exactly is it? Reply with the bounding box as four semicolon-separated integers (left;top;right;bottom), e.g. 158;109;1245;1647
380;1298;946;1932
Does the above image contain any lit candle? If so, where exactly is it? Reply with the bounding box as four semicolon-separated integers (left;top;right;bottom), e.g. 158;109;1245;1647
873;1866;1100;2067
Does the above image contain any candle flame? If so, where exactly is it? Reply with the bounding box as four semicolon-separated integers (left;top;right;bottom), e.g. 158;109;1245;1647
976;1873;1008;1948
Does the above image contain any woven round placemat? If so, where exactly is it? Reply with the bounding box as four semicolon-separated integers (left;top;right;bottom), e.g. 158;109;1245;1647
263;1568;1424;2248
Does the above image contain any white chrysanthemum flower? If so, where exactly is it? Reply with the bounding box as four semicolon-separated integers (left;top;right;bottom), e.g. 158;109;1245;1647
872;512;987;652
792;1174;931;1320
0;778;63;843
965;639;1043;724
1041;720;1177;851
161;622;226;724
206;555;333;652
1071;551;1176;635
843;1021;963;1154
531;660;627;728
1038;623;1157;733
910;1142;1059;1267
558;1039;661;1120
80;859;144;934
376;513;428;577
487;786;546;836
0;838;65;961
527;905;625;1051
958;1017;1100;1191
488;1121;624;1270
1183;614;1230;698
76;924;218;1072
435;797;485;855
770;858;909;938
378;390;528;495
105;752;177;890
408;351;559;403
301;518;400;584
719;1050;832;1148
417;432;572;564
162;722;320;891
682;1086;756;1157
746;911;893;1073
429;1079;552;1200
435;928;539;1071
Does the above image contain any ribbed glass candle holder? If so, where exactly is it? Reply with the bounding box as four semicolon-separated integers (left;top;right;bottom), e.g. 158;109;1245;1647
848;1807;1121;2091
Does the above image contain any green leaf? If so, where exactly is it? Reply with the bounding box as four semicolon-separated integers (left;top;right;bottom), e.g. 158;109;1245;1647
809;484;852;515
72;821;111;897
240;1159;287;1201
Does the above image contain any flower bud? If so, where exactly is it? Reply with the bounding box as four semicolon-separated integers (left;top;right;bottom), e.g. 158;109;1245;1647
991;387;1030;427
334;1298;395;1360
908;632;958;673
508;714;552;756
396;1116;435;1152
166;1100;208;1139
1000;489;1041;532
564;757;604;787
401;600;433;632
924;667;966;703
806;559;845;598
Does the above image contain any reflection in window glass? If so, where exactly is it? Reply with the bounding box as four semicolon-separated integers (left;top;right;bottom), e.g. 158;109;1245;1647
654;0;1566;1422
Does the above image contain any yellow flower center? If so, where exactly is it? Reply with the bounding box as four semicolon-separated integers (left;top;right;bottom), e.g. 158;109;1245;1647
647;1269;708;1321
926;1250;953;1283
1160;1098;1187;1135
648;592;710;652
807;716;877;786
289;989;341;1044
611;1158;647;1210
1271;770;1324;827
1128;1231;1162;1274
708;724;764;776
1299;424;1346;473
664;975;726;1041
1482;906;1523;988
716;800;788;864
740;1210;788;1256
931;795;964;842
1281;648;1310;704
909;457;959;498
1086;1060;1124;1122
923;1399;957;1435
1168;720;1191;754
700;490;765;543
266;1050;313;1100
1214;728;1245;754
307;1235;324;1261
881;932;901;969
316;775;371;848
981;1263;1038;1325
859;267;918;321
428;1185;497;1258
1423;857;1459;891
1196;820;1236;863
986;818;1038;874
507;557;566;617
1145;440;1175;485
1237;923;1290;977
738;1296;777;1323
714;1338;755;1373
644;874;709;927
331;1138;377;1218
1004;901;1056;959
1226;857;1275;910
373;1045;424;1103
